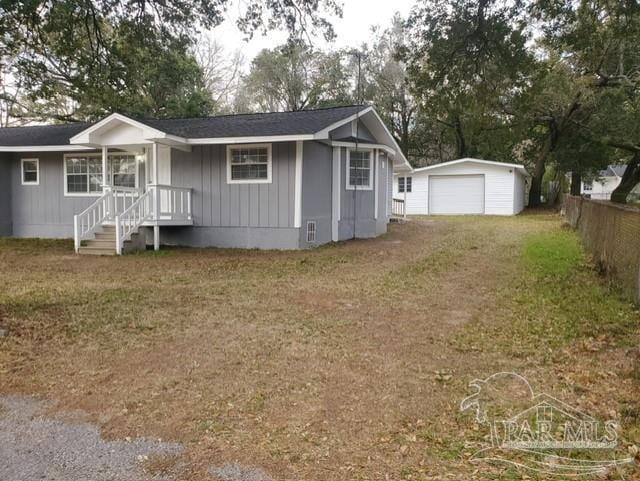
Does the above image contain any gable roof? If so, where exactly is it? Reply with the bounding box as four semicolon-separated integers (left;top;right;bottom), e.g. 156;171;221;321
598;165;627;178
412;157;528;175
0;105;368;147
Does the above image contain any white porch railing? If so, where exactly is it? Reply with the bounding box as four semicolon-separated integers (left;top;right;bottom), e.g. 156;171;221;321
115;190;152;255
151;184;192;222
74;185;192;254
73;191;114;252
392;198;406;217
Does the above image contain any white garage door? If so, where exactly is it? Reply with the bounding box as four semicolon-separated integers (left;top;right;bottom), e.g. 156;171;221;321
429;175;485;215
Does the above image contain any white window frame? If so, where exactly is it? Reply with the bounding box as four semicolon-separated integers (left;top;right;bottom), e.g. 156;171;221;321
63;152;139;197
21;158;39;185
398;176;412;193
346;148;373;191
583;181;593;192
226;143;273;184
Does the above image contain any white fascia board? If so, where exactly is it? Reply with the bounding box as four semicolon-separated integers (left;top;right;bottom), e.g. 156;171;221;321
69;113;170;144
328;141;395;157
413;158;528;175
186;134;315;145
0;145;95;152
366;108;413;172
313;106;373;139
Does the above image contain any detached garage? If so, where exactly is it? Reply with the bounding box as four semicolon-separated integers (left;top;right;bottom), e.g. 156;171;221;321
393;158;528;216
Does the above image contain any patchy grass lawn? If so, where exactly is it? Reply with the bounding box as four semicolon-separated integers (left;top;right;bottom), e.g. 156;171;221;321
0;213;638;481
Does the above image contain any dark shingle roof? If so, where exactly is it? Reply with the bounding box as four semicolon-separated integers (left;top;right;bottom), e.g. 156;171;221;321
0;122;92;146
0;105;368;146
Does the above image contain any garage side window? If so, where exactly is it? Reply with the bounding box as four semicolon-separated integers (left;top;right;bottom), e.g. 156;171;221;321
21;158;39;185
398;176;412;193
347;149;372;190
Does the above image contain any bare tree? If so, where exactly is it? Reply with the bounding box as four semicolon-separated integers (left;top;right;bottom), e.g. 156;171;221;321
194;35;245;113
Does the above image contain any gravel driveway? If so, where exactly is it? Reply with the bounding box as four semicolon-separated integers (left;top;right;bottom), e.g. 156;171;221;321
0;395;182;481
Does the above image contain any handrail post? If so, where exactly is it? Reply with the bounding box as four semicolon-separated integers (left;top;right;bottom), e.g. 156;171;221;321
153;185;160;251
73;215;80;253
115;215;122;255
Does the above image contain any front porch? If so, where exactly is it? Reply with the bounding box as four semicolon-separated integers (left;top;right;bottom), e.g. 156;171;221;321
73;183;193;255
68;114;194;255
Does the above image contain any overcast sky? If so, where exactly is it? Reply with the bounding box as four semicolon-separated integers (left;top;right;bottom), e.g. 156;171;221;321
211;0;416;66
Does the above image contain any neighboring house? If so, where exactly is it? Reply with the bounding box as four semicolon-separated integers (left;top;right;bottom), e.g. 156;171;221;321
0;105;411;254
393;158;528;216
581;165;627;200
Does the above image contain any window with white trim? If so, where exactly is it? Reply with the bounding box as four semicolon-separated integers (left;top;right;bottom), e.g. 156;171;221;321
64;153;138;195
347;149;372;190
21;158;39;185
398;176;412;193
227;144;272;183
583;181;593;192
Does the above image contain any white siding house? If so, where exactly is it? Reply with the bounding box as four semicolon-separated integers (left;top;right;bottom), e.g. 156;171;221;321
394;158;528;216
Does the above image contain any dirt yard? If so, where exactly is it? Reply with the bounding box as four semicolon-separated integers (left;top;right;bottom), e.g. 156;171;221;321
1;214;638;480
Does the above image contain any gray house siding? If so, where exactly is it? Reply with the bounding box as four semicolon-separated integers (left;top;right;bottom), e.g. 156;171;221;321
0;154;12;236
161;143;300;249
329;122;376;142
338;147;380;240
299;141;332;248
376;152;391;235
8;152;98;238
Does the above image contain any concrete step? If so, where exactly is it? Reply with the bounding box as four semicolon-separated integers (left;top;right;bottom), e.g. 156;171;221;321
93;232;117;240
82;239;116;248
78;246;116;256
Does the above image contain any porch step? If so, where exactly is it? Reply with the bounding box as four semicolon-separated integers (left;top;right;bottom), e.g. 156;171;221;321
77;246;117;256
82;239;116;249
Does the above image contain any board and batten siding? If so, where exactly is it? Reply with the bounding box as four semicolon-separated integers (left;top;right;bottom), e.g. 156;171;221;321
0;154;12;235
394;161;522;215
162;142;301;249
7;151;102;238
338;146;384;240
300;141;332;247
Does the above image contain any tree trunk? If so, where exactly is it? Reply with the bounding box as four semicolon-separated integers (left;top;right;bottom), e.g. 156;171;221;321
528;138;552;207
611;151;640;203
570;171;582;196
454;116;466;158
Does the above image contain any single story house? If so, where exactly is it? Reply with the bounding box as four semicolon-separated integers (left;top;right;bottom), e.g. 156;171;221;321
0;105;411;254
581;165;626;200
393;158;528;216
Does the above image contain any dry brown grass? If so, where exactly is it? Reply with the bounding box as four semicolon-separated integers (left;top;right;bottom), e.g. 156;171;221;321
0;214;638;481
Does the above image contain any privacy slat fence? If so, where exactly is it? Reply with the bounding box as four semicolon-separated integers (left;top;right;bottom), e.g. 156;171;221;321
564;196;640;304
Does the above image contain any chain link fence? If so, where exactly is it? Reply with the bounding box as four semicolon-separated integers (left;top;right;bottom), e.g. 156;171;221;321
565;196;640;304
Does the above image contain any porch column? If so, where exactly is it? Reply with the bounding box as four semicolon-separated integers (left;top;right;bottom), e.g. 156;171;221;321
403;169;407;219
101;146;109;190
152;142;160;251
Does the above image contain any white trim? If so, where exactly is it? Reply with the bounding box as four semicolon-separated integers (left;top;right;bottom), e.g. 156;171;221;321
332;147;340;242
188;134;314;145
226;143;273;184
63;151;140;197
313;106;374;139
366;108;412;173
374;150;379;220
294;140;303;228
414;158;528;175
21;158;39;185
0;145;94;152
327;140;395;156
346;147;374;191
69;113;170;145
